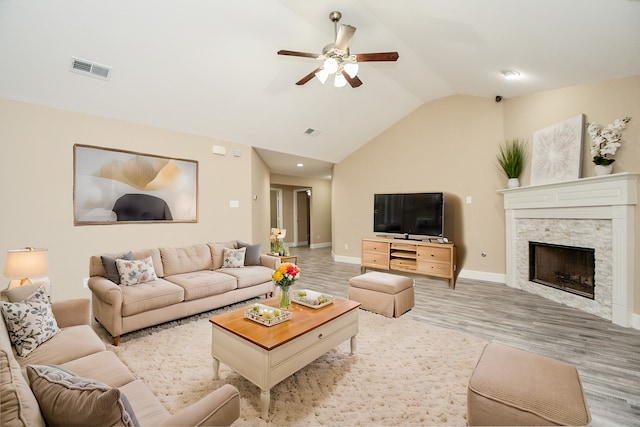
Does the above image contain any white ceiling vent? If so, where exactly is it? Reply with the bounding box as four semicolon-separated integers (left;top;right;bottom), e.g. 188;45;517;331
304;128;321;137
69;57;112;80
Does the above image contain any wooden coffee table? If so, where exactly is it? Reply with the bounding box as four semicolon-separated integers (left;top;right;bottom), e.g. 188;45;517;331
209;296;360;420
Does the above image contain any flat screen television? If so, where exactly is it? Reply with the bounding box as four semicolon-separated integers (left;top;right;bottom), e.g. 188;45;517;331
373;192;444;238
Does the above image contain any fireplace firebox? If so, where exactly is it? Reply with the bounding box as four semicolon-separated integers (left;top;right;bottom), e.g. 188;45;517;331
529;242;595;299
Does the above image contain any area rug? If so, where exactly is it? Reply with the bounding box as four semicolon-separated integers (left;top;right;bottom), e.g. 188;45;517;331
104;309;488;426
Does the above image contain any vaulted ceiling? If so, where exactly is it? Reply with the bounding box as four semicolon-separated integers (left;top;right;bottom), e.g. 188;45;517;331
1;1;639;178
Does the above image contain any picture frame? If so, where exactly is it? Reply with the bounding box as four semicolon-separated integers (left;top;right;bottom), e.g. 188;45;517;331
73;144;198;225
530;114;585;185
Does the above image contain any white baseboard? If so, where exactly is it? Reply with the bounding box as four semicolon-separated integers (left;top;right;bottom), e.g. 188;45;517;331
310;242;332;249
332;253;361;264
457;269;506;284
633;314;640;330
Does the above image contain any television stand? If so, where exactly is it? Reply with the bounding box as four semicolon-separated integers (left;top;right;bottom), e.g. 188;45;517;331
393;236;423;241
361;237;457;288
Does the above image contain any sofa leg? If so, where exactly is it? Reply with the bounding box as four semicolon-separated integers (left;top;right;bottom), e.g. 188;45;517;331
112;336;120;346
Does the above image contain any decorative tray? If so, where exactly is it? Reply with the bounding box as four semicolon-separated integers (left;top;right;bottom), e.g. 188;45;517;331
244;303;292;327
292;289;335;309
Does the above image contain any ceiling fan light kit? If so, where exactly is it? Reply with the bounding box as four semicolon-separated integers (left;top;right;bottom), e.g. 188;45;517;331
277;11;399;89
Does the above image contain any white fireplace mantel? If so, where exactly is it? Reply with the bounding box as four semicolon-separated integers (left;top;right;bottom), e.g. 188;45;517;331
499;173;639;328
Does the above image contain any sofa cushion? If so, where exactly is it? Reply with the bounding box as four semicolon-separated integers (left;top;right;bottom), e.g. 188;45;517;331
101;251;133;284
0;349;45;427
116;256;158;286
26;364;139;427
219;265;275;289
222;247;246;268
61;350;136;388
164;271;237;301
1;286;61;357
208;241;238;270
119;379;170;426
16;325;106;367
160;244;212;276
131;248;164;278
2;283;41;303
120;279;184;317
238;241;261;266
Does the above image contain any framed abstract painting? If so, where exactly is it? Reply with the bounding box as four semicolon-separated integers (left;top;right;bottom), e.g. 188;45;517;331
530;114;585;185
73;144;198;225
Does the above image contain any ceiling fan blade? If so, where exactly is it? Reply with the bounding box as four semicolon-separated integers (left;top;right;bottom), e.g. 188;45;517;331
354;52;399;62
334;24;356;51
295;67;322;86
344;73;363;88
278;50;321;59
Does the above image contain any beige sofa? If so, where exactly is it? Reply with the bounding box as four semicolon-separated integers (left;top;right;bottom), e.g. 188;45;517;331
0;284;240;427
89;241;279;345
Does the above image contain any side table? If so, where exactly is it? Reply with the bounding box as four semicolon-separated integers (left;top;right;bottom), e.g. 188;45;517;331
271;254;297;264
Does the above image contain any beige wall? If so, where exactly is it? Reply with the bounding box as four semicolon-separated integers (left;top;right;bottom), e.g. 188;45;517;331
251;150;273;250
0;99;266;301
333;95;505;277
333;75;640;314
270;174;332;248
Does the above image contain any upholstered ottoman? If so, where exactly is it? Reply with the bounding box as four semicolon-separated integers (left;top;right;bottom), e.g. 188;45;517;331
348;271;414;318
467;342;591;426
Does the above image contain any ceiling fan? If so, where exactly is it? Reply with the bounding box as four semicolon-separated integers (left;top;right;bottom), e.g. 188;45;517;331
277;11;399;88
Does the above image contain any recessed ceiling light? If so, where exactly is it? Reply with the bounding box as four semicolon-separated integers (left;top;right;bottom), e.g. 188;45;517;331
501;70;521;80
297;163;304;167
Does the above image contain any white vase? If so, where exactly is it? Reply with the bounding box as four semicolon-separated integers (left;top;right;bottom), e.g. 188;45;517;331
594;164;613;176
507;178;520;188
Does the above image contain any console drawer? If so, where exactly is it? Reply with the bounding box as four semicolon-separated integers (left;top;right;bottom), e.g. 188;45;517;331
362;240;390;253
417;261;450;277
417;246;450;262
362;252;389;268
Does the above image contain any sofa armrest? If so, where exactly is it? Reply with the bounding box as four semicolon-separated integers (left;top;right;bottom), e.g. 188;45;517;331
51;299;91;327
160;384;240;427
88;276;122;305
260;254;281;270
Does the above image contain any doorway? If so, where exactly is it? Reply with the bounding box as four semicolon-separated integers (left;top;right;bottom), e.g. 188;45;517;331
293;188;311;246
270;188;283;229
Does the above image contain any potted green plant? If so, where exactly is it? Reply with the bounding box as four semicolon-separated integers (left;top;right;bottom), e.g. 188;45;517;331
497;138;528;188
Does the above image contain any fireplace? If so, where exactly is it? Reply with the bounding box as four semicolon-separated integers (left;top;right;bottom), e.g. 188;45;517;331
529;242;595;299
499;173;639;328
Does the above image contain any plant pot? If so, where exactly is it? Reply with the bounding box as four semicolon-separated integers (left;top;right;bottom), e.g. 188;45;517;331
507;178;520;189
594;164;613;176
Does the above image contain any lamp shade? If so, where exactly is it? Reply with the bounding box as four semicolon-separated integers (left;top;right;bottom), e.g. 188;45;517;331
334;73;347;87
315;69;329;84
4;248;48;278
343;62;359;78
324;57;339;74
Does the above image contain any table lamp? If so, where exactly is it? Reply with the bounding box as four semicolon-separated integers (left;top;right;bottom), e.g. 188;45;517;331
4;247;48;289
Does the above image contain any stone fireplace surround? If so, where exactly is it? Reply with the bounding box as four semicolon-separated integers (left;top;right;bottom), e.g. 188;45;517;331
499;173;639;328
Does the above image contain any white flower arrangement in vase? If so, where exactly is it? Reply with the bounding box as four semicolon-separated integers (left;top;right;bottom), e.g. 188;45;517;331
587;116;631;166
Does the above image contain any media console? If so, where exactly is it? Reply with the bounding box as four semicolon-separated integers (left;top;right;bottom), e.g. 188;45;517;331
361;237;457;288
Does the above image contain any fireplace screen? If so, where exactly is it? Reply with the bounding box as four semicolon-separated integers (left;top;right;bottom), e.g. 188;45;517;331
529;242;595;299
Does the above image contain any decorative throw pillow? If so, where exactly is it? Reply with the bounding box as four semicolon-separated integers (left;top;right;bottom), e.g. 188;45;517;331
26;364;139;427
101;251;133;284
222;247;246;268
0;286;61;357
115;256;158;286
238;241;261;266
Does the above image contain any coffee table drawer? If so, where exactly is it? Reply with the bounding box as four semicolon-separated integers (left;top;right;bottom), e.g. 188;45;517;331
270;308;358;368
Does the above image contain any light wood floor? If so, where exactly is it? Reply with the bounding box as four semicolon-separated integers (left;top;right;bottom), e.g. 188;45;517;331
290;246;640;427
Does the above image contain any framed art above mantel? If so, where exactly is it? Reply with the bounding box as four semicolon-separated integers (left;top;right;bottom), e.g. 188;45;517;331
530;114;585;185
73;144;198;225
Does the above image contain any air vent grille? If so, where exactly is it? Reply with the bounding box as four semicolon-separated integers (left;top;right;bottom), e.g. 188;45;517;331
70;57;112;80
304;128;321;137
